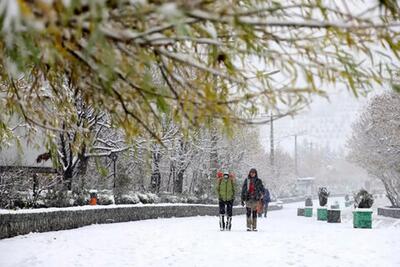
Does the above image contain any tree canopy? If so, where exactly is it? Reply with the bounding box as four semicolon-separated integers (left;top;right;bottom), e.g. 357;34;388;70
1;0;400;142
348;91;400;207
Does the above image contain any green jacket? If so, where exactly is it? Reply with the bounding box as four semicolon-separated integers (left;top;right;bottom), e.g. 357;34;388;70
216;178;235;201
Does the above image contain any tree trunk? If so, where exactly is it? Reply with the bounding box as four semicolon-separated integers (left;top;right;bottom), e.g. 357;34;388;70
150;145;162;193
189;170;197;194
137;149;145;191
63;167;73;191
210;130;219;178
169;162;176;193
208;129;219;197
32;174;38;198
174;170;184;194
381;173;400;208
150;171;161;193
76;155;89;197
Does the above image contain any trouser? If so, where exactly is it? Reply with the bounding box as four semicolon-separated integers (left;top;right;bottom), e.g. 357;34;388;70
219;200;233;230
219;200;233;216
263;202;269;217
245;200;258;230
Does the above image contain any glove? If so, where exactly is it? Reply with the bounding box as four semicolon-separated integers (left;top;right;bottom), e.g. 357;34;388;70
241;201;245;207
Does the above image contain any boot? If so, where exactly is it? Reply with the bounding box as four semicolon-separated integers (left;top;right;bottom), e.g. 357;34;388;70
219;215;225;231
252;217;257;231
226;216;232;231
246;217;252;231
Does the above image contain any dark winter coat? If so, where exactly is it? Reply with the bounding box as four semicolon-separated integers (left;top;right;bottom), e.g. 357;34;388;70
241;169;265;202
216;177;236;201
263;188;271;205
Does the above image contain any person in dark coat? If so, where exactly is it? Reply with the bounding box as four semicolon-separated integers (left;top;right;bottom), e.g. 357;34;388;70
262;188;271;218
241;168;265;231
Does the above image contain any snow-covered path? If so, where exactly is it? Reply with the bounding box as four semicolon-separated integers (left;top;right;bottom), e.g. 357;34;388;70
1;198;399;267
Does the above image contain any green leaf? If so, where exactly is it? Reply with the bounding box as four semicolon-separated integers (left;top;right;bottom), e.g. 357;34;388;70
156;96;170;113
393;84;400;93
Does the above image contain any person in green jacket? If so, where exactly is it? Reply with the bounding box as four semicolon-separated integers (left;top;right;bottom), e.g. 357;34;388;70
216;171;236;231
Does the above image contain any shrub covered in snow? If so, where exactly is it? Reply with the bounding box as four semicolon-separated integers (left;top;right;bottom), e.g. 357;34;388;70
7;191;31;209
44;189;74;207
186;196;200;204
305;196;313;207
318;187;330;207
97;190;115;205
197;194;218;204
159;193;214;204
73;191;90;206
137;192;160;204
115;193;140;204
159;194;181;203
354;189;374;208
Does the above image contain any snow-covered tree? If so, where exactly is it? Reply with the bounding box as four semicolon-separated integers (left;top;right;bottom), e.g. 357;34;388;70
149;116;179;193
348;91;400;207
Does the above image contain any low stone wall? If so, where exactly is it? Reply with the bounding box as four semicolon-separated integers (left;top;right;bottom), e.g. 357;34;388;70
278;194;348;204
377;206;400;219
0;203;282;239
279;197;304;204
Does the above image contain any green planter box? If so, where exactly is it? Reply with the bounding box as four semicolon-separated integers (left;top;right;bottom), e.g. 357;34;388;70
317;207;327;221
353;209;373;228
304;207;313;217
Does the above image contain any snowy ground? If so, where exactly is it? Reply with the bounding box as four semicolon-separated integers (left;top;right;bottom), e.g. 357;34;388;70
0;197;399;267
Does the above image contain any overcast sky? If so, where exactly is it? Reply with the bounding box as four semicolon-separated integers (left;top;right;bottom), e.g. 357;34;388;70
259;89;375;156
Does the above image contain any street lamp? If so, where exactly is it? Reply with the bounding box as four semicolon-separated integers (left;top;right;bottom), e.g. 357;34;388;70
109;152;118;189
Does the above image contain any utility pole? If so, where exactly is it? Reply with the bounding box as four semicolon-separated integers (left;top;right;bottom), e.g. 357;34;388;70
270;112;274;175
294;134;298;177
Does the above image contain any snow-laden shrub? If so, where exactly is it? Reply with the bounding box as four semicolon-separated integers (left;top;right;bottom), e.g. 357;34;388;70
2;190;49;209
137;193;149;203
197;194;218;204
73;192;90;206
159;194;180;203
97;190;115;205
44;189;73;207
180;196;189;203
159;193;201;204
186;196;200;204
115;193;140;204
35;198;46;207
137;192;160;204
147;192;160;203
330;200;340;209
354;189;374;208
10;192;30;209
318;187;330;207
305;196;313;207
